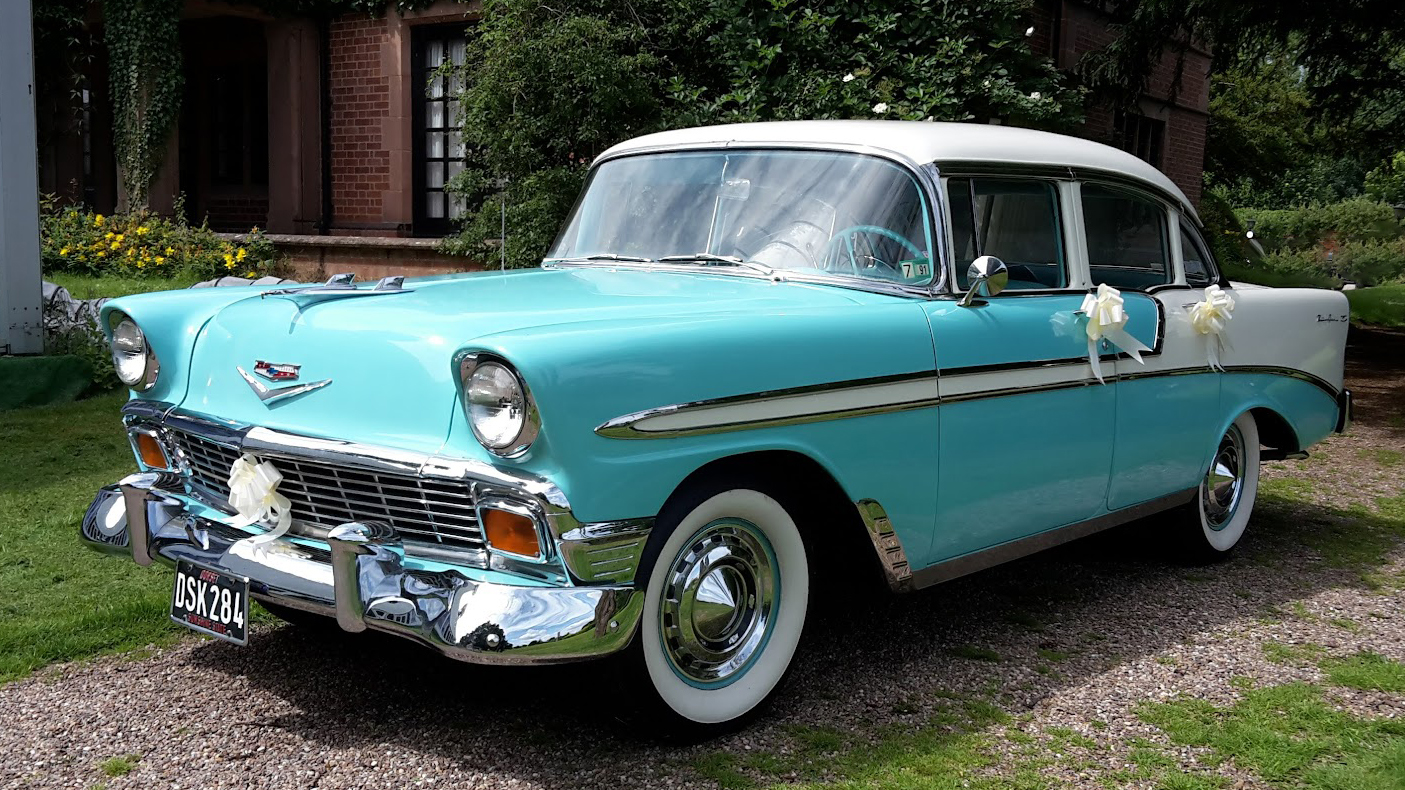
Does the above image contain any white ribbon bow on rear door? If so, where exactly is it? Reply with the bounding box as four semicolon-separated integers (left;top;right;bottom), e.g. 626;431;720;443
1187;284;1235;371
227;453;293;551
1077;283;1152;383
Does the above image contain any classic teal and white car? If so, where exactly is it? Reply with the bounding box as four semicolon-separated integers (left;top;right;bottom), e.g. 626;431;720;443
82;121;1351;729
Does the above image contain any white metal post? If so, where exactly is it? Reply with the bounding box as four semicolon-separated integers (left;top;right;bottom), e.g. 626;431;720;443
0;0;43;355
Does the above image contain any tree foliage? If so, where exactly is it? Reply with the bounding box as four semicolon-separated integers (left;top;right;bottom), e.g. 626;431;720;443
444;0;1080;267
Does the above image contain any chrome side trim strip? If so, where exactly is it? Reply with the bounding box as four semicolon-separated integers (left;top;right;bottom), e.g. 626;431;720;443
595;372;940;439
595;363;1341;440
909;488;1197;590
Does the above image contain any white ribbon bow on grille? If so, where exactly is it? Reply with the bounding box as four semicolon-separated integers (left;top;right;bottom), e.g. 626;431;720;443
1187;284;1235;371
227;453;293;550
1077;283;1151;383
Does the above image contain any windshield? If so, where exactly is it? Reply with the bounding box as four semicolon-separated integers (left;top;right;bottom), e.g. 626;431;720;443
547;150;936;286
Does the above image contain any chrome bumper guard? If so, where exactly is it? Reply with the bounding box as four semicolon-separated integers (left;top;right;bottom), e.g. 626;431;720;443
81;472;643;665
1335;388;1352;434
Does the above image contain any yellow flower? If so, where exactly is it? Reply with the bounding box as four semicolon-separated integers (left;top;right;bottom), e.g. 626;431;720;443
235;247;248;262
126;248;135;257
223;252;234;265
111;241;121;249
165;246;175;255
155;256;165;264
96;250;106;258
224;261;236;269
115;234;124;242
94;214;104;226
136;226;149;235
245;271;256;278
105;232;115;240
136;261;145;268
59;247;69;255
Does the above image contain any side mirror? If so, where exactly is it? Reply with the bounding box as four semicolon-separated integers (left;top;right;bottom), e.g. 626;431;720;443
958;255;1009;307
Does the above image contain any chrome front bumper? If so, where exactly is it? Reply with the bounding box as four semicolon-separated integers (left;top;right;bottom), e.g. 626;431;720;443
80;472;643;665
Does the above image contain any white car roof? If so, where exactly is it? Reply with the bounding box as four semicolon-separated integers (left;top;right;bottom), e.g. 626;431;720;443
598;120;1198;221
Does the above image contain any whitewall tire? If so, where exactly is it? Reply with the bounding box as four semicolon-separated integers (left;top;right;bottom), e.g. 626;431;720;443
1190;412;1261;556
637;486;809;727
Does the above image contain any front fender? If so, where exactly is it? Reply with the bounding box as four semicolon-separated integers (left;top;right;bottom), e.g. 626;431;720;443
450;301;942;561
100;286;267;405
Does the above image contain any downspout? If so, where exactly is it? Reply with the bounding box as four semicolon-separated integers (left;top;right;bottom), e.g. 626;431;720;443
317;13;333;235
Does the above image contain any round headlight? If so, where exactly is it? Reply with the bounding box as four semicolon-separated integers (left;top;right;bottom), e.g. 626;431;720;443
110;314;157;390
464;360;539;455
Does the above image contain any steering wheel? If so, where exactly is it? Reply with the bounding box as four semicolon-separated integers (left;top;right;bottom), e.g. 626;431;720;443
821;225;925;277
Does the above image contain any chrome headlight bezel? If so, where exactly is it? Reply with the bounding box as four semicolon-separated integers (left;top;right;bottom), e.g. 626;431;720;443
107;311;160;392
458;353;541;458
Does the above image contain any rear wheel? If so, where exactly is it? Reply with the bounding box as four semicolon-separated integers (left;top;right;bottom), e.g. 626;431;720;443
631;480;809;733
1179;412;1261;559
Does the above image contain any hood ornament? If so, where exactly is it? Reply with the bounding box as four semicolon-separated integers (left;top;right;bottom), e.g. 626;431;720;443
237;366;331;405
254;360;300;381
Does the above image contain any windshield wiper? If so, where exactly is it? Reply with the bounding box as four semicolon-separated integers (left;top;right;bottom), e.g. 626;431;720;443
549;253;654;263
658;253;781;280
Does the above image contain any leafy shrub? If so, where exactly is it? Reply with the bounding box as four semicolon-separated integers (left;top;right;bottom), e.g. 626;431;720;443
1330;239;1405;286
1364;151;1405;206
40;200;278;281
1237;199;1402;254
1229;239;1405;288
42;304;118;393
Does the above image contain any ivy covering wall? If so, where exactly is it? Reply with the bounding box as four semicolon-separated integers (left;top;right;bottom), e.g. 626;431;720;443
103;0;184;209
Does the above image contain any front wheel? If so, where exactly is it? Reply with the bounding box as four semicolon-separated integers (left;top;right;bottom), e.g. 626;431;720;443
632;481;810;731
1179;411;1261;559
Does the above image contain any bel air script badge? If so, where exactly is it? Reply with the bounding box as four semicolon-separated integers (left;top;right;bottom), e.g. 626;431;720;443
254;360;300;381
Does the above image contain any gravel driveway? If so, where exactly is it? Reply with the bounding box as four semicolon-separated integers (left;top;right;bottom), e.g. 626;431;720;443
3;329;1402;790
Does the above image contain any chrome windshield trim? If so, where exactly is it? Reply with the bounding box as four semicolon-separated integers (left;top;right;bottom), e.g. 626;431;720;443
563;142;951;296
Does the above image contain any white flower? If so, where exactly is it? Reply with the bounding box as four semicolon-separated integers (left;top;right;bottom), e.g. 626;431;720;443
1029;91;1042;100
1025;25;1035;37
982;79;991;89
872;102;889;114
842;73;855;83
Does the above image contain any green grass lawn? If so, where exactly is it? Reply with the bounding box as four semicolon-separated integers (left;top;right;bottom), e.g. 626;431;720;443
0;392;180;682
1346;284;1405;328
45;271;203;299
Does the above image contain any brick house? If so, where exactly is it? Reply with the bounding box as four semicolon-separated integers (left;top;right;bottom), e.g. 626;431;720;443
38;0;1209;280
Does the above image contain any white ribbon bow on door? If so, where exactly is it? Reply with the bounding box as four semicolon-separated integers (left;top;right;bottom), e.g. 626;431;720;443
1077;283;1151;383
1187;284;1235;371
227;453;293;550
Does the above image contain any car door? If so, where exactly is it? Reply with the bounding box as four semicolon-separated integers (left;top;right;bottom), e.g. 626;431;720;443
922;175;1115;564
1080;181;1223;509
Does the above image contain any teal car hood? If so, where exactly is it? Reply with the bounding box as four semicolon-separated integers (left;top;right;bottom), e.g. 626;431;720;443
179;267;876;454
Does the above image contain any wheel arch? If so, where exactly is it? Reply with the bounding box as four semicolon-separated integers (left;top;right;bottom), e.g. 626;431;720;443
1249;406;1300;453
636;449;888;593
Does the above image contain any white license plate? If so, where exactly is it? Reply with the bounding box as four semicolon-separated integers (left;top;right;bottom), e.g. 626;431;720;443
170;559;249;645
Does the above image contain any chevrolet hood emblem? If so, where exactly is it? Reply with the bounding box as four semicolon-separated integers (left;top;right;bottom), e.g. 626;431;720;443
237;366;332;405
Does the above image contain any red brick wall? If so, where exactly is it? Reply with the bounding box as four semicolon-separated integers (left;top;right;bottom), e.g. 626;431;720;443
1036;1;1210;208
205;195;270;233
328;14;393;228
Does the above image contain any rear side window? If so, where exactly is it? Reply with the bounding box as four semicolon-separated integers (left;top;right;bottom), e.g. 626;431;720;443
947;178;1066;290
1179;223;1218;286
1082;183;1170;290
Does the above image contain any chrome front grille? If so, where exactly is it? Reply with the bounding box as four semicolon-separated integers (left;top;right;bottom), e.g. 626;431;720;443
167;429;485;555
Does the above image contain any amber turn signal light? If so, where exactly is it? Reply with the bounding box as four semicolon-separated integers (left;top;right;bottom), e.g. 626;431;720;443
482;508;541;559
133;432;170;470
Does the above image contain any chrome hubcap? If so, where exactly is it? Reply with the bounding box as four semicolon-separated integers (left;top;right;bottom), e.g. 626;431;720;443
1202;424;1246;530
660;520;777;686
